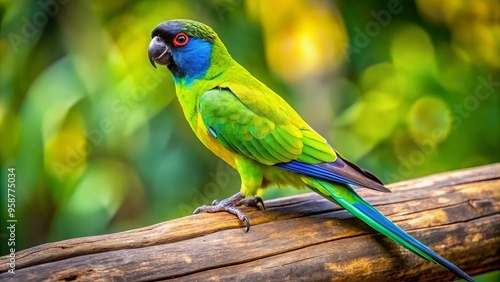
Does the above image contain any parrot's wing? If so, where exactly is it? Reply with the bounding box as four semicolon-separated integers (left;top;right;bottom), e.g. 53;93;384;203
199;88;335;165
200;87;389;192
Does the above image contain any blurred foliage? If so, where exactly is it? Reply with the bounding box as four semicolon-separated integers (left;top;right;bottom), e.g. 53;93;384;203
0;0;499;261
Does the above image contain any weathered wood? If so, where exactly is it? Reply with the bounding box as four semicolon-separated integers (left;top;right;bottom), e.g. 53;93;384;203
1;164;499;281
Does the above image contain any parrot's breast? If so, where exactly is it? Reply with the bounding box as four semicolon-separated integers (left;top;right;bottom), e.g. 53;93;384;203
193;112;237;169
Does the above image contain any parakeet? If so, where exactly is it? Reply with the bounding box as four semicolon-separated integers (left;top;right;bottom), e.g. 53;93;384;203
148;19;475;281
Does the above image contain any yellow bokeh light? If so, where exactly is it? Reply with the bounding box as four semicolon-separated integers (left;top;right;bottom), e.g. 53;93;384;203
407;96;451;144
248;0;348;82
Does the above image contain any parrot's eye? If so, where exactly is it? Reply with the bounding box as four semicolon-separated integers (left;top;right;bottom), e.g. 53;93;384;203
173;32;189;47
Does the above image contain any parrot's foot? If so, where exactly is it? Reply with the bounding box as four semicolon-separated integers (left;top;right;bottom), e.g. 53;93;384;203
236;196;266;210
193;192;264;232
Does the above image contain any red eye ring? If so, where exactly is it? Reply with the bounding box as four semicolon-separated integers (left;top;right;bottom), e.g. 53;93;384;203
173;32;189;47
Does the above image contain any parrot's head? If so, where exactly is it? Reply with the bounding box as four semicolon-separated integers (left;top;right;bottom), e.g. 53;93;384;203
148;19;228;80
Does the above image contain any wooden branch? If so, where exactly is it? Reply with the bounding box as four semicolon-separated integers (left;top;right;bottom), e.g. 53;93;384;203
1;164;499;281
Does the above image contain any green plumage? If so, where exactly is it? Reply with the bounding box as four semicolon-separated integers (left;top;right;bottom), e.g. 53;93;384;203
200;88;334;165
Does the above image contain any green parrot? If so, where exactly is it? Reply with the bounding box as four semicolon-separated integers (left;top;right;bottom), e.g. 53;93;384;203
148;19;474;281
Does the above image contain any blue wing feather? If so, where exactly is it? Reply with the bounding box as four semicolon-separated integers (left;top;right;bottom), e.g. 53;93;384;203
275;158;390;193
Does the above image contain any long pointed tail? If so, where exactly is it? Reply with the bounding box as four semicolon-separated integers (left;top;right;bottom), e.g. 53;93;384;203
306;178;475;282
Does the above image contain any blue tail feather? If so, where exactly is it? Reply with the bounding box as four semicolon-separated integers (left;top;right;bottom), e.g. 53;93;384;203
353;202;474;281
310;179;475;282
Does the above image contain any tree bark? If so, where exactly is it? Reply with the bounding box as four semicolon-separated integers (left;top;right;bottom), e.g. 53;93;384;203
1;164;499;281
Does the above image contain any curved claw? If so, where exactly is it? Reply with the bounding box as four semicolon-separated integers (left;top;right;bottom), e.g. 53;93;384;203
243;216;250;233
236;196;265;210
254;196;266;210
193;206;205;215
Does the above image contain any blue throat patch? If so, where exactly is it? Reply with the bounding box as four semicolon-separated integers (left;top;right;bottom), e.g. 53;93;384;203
171;38;212;86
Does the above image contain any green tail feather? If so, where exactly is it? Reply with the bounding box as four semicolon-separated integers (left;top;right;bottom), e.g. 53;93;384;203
306;178;474;282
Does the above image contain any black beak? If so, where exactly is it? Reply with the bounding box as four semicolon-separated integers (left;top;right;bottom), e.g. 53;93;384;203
148;36;171;68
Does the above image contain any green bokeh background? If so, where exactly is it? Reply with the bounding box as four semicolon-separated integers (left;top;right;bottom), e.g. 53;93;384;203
0;1;498;277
